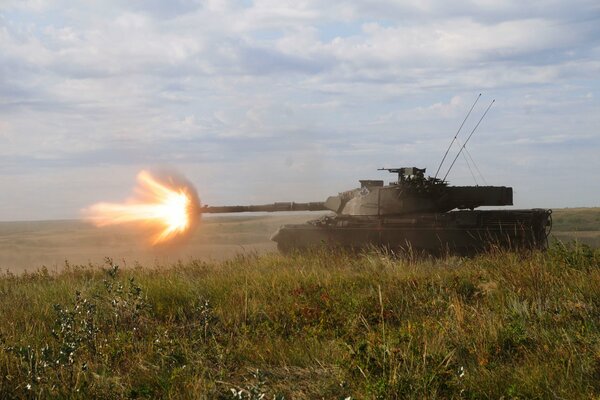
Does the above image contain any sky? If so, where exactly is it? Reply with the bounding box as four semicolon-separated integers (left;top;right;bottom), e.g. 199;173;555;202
1;0;599;220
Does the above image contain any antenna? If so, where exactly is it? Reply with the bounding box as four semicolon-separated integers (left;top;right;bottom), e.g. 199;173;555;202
442;99;495;182
434;93;481;180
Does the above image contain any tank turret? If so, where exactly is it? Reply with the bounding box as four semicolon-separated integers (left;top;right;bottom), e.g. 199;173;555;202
324;167;512;216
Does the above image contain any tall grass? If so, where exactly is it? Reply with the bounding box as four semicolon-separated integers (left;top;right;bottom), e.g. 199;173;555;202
0;242;599;399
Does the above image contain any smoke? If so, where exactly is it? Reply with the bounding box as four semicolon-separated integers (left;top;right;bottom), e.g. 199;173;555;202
146;167;202;209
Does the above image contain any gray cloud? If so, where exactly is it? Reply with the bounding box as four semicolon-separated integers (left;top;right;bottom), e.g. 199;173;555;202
0;0;599;220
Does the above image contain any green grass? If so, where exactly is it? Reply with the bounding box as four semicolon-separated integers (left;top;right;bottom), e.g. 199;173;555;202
1;242;599;399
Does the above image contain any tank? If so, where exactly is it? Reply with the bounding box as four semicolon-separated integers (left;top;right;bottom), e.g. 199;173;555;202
200;167;552;255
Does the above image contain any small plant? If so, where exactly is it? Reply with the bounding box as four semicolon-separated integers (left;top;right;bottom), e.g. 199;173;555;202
229;369;285;400
52;291;99;359
102;258;150;331
4;290;99;395
5;344;51;394
194;296;216;342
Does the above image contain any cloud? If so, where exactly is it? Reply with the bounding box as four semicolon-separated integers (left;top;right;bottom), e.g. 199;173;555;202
0;0;599;219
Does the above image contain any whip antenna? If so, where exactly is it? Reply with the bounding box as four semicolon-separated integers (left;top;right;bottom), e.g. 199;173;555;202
434;93;481;179
443;99;495;182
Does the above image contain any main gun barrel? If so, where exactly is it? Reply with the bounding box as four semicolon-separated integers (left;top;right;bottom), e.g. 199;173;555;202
200;202;327;214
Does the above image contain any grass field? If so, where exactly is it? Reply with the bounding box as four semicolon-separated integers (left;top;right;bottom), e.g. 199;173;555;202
0;208;598;398
0;244;599;399
550;208;600;248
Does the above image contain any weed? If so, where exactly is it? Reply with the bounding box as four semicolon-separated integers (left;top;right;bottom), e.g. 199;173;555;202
194;297;216;342
102;258;150;332
229;369;285;400
548;240;599;270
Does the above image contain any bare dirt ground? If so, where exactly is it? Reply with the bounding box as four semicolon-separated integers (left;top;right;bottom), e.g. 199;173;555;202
0;213;325;274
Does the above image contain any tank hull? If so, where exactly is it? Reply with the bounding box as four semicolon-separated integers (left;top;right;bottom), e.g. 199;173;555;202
271;209;552;255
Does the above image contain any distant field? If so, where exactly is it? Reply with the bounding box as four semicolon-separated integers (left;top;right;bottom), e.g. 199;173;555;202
0;208;597;273
550;207;600;248
0;213;326;273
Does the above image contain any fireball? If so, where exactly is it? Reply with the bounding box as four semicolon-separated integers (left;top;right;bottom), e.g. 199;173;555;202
84;170;199;245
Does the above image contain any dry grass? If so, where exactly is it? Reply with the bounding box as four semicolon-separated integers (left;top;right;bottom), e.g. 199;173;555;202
0;242;599;399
